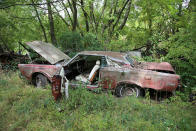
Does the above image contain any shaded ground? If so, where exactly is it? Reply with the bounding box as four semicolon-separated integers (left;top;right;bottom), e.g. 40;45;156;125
0;72;195;130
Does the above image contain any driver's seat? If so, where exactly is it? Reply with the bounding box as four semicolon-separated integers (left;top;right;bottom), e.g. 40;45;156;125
75;60;100;84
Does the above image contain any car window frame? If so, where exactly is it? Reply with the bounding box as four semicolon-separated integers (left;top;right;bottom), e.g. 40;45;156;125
63;53;108;67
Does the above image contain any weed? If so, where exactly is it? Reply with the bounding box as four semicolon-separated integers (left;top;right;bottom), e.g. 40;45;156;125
0;72;195;130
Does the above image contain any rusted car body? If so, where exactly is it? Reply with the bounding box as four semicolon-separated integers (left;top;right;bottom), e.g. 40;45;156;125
18;41;180;100
18;41;70;85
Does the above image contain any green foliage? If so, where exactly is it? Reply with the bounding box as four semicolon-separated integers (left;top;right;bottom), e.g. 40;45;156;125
126;28;150;49
107;39;127;51
1;60;18;71
157;11;196;93
0;10;16;50
58;32;103;56
0;72;196;130
82;33;103;50
59;31;82;51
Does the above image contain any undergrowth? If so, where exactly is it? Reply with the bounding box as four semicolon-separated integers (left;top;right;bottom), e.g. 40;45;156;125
0;72;195;130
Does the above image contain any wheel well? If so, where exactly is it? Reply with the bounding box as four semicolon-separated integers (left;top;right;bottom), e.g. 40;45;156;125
116;82;141;89
32;72;50;85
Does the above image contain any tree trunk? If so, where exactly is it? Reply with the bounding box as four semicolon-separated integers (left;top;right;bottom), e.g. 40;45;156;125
31;0;48;42
47;0;57;45
80;0;89;32
72;0;77;31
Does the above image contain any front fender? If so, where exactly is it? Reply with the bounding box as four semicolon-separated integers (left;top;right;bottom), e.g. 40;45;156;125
18;64;60;82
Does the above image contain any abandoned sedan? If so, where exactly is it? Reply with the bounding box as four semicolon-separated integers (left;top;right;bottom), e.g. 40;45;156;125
18;41;180;100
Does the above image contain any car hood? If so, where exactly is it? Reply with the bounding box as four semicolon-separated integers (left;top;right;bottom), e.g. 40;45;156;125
26;41;70;64
137;62;175;73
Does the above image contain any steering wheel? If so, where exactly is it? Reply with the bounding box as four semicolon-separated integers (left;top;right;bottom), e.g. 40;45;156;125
76;62;83;73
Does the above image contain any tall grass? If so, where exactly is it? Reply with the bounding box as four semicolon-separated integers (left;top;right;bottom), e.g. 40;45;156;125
0;72;195;130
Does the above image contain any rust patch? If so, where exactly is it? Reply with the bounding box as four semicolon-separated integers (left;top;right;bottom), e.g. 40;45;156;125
52;75;62;100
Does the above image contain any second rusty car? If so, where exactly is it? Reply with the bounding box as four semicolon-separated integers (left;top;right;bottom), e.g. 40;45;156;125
18;41;180;100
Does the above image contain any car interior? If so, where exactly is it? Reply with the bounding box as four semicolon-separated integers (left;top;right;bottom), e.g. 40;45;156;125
63;55;107;85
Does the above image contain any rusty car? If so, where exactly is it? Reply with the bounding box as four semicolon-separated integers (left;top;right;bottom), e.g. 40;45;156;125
18;41;180;100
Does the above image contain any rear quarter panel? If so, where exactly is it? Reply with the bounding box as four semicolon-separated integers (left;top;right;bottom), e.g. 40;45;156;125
99;67;180;92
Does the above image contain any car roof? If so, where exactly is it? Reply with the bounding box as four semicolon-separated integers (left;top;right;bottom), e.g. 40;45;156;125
79;51;128;63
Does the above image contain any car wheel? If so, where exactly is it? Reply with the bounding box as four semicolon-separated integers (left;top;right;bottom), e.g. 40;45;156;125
35;74;48;88
115;85;141;97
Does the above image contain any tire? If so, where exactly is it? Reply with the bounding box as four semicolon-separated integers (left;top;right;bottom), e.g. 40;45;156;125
115;84;141;97
35;74;48;88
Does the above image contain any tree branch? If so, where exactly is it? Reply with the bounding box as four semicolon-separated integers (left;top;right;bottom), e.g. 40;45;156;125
89;1;97;32
60;0;73;26
32;0;48;42
118;0;132;30
0;0;62;9
96;0;107;31
112;0;130;32
51;3;70;27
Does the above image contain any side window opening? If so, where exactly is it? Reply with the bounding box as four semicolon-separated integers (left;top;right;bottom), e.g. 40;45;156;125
65;55;103;81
